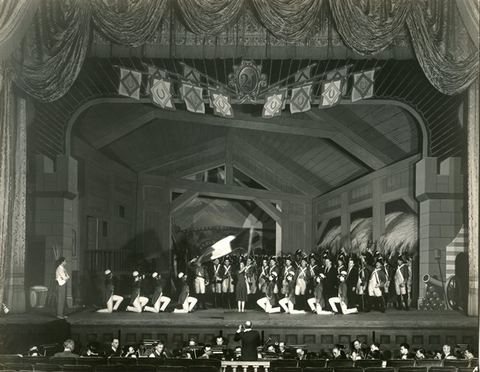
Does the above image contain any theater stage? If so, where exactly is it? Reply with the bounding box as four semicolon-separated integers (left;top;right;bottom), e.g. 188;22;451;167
0;308;477;355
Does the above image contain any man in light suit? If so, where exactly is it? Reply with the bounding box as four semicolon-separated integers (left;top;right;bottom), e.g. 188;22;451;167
233;320;261;361
55;257;70;320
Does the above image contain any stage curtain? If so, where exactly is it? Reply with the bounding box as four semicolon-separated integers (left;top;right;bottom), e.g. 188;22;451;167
329;0;478;95
328;0;411;55
0;80;27;312
406;0;479;95
7;0;91;102
250;0;323;41
177;0;245;35
91;0;168;46
0;0;38;63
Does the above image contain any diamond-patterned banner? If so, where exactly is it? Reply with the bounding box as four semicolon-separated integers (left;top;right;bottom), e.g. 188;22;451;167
181;83;205;113
151;78;175;110
295;68;311;83
319;78;343;109
327;66;350;95
263;90;286;118
209;90;234;118
183;66;201;84
290;85;312;114
352;70;375;102
118;68;142;100
147;66;167;92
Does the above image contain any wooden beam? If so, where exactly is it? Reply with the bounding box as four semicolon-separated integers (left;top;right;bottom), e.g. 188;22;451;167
170;190;199;214
92;109;156;149
168;159;225;179
235;136;322;197
233;162;282;192
314;155;420;203
253;198;282;223
306;109;391;170
154;109;338;138
402;196;419;214
139;174;311;203
225;129;236;186
380;187;413;203
316;219;329;241
134;137;226;172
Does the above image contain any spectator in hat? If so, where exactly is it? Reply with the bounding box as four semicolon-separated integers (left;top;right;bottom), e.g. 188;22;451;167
368;258;386;313
97;269;124;313
279;271;306;314
144;272;171;313
173;272;198;313
126;271;149;313
394;255;409;310
328;271;359;315
257;272;281;313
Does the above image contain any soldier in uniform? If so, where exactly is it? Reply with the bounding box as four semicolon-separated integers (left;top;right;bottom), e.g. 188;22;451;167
188;257;209;310
345;257;359;308
394;255;409;310
221;256;235;309
267;256;280;294
144;272;171;313
257;257;269;295
281;255;296;295
307;253;320;295
368;258;386;313
295;255;310;310
97;269;124;313
126;271;149;313
210;258;223;308
322;255;337;311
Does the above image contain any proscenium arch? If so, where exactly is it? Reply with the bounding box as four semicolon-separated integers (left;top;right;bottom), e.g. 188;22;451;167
65;98;430;160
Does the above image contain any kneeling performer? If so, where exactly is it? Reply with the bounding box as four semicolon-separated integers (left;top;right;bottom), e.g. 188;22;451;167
257;272;281;313
126;271;149;313
307;273;333;314
144;272;171;313
173;272;197;313
279;271;306;314
328;271;358;315
97;269;124;313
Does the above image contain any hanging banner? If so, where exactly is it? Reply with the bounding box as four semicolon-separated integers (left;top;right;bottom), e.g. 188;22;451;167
118;68;142;100
263;90;286;118
147;66;167;92
352;70;376;102
327;66;350;95
319;78;343;109
151;78;175;110
183;65;202;84
290;85;312;114
295;67;311;83
181;83;205;114
209;90;234;118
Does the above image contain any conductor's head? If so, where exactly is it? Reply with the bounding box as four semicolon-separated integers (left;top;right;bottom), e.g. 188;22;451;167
244;321;252;330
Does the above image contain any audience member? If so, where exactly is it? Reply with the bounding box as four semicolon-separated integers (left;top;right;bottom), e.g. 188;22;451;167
53;339;78;358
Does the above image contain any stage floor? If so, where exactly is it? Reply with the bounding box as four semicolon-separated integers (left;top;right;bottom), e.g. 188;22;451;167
0;307;478;354
0;307;477;330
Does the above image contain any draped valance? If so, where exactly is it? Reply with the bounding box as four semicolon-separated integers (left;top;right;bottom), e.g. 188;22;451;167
0;0;478;101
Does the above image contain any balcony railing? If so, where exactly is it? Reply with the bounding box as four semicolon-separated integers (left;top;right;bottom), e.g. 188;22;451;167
84;249;133;272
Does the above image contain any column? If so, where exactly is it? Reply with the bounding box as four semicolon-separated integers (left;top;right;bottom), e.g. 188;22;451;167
467;79;479;317
415;157;464;301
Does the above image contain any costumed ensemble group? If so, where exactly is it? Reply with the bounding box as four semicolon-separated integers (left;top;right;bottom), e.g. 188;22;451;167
84;246;412;317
